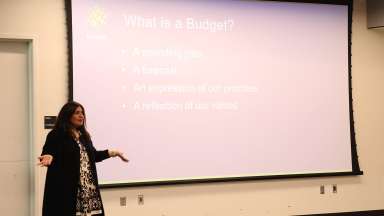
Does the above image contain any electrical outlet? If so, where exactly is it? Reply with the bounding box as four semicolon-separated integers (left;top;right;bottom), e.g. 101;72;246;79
332;184;337;193
320;185;325;194
138;194;144;205
120;196;127;206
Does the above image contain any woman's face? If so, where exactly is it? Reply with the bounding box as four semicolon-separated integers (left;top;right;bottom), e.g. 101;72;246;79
70;106;84;128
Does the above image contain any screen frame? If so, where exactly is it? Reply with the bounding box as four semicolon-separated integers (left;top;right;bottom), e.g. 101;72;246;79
64;0;362;188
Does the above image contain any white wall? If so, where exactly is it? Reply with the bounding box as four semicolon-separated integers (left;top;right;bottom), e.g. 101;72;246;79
0;1;67;215
0;0;383;215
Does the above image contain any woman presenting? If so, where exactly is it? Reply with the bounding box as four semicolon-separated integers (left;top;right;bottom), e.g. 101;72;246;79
38;101;128;216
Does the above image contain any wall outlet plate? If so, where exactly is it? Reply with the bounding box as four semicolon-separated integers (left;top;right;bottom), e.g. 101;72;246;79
138;194;144;205
320;185;325;194
332;184;337;193
120;197;127;206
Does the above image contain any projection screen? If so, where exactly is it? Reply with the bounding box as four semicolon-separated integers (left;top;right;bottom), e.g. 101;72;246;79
67;0;361;187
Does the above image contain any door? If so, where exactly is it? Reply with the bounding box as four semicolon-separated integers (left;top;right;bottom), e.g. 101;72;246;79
0;41;30;215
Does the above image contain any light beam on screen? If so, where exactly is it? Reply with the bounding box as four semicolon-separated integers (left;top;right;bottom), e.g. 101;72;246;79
70;0;354;185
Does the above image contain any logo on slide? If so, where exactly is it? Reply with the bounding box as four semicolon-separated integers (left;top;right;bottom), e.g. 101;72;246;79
87;5;106;28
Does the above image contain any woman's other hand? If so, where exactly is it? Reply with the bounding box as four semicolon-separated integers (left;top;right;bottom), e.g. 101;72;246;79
37;154;53;167
108;150;129;162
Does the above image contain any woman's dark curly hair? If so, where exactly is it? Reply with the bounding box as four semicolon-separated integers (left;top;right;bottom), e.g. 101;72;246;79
53;101;91;143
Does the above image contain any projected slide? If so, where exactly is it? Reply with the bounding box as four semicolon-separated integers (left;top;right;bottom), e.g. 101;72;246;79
71;0;353;185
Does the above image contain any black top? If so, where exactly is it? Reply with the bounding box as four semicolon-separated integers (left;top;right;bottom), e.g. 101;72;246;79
41;129;110;216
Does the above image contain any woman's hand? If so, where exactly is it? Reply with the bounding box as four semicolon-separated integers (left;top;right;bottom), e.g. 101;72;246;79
108;150;129;162
37;154;53;167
